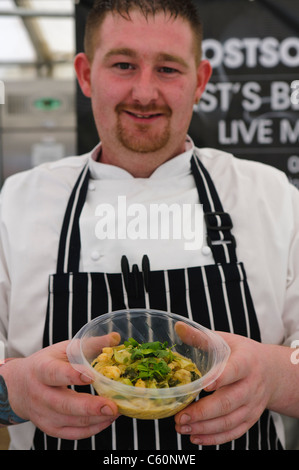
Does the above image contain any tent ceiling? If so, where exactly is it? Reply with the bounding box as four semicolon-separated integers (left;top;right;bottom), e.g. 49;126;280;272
0;0;75;72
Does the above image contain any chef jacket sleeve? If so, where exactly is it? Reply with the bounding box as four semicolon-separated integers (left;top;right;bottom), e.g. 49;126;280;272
282;184;299;347
0;185;11;355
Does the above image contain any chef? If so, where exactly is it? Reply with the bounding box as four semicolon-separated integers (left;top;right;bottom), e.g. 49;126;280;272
1;0;299;450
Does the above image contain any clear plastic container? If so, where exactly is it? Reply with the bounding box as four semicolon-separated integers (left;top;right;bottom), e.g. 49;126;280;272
67;309;230;420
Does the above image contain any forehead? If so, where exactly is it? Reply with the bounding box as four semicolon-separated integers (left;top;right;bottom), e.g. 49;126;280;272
93;10;196;60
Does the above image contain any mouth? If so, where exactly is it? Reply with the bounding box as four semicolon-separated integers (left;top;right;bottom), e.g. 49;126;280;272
124;110;164;121
116;103;171;123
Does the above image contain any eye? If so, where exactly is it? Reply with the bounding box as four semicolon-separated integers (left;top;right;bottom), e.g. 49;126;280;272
114;62;135;71
158;66;180;75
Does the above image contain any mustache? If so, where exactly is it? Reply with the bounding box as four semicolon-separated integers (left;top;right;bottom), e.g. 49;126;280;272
116;103;172;116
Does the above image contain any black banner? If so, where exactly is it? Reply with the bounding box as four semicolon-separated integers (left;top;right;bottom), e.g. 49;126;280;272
75;0;98;156
194;0;299;188
75;0;299;187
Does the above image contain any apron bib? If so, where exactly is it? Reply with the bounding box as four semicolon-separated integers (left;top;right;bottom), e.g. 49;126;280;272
32;154;283;450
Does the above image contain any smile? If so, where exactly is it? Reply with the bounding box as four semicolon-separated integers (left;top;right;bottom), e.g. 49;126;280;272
125;111;163;120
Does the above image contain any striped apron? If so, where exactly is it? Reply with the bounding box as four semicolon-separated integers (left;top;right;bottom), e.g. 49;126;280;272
32;154;283;450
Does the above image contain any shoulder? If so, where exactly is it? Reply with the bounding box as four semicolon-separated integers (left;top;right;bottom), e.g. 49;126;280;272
0;154;91;227
1;154;90;201
193;147;299;230
194;146;292;194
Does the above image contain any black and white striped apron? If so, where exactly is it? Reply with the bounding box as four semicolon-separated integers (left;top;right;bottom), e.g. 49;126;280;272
32;154;283;450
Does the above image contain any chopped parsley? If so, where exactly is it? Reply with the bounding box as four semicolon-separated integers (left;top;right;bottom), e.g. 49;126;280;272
124;338;175;362
91;338;201;388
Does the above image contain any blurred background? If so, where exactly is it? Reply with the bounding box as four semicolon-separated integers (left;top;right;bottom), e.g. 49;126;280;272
0;0;299;187
0;0;76;183
0;0;298;449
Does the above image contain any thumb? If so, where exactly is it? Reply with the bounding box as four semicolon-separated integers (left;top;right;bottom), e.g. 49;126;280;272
34;341;94;387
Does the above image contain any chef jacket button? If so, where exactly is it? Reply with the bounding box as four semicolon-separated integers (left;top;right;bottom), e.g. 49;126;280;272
91;250;101;261
89;182;96;191
202;246;212;256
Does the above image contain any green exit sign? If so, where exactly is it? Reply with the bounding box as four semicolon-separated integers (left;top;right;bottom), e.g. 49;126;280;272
34;97;62;111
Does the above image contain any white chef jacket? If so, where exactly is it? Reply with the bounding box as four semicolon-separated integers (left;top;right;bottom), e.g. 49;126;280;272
0;137;298;449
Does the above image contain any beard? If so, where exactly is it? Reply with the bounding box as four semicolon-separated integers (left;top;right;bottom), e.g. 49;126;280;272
115;103;172;153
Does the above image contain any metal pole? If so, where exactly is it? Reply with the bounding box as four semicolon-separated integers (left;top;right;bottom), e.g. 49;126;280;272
0;9;74;18
0;60;73;66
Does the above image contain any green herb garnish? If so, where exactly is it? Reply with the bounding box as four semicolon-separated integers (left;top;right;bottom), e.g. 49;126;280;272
122;339;175;383
134;357;171;382
124;338;175;363
92;337;201;389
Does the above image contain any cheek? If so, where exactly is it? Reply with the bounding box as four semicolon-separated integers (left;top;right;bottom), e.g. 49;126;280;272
95;73;132;101
90;89;118;126
170;78;198;108
171;89;196;119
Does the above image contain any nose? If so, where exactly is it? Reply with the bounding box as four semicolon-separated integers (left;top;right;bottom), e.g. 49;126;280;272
131;68;159;105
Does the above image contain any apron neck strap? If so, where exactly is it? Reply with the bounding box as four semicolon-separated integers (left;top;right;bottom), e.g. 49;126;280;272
191;153;237;264
56;163;90;273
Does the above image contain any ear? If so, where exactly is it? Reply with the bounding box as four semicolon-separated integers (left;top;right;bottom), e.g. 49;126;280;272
195;60;212;104
74;53;92;98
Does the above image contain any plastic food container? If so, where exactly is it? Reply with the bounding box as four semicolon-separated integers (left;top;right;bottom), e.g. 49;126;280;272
67;309;230;420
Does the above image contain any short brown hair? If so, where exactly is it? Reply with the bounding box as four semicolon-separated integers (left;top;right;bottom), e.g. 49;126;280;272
84;0;203;63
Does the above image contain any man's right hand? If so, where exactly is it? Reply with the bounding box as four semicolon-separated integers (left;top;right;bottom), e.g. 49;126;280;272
0;338;120;440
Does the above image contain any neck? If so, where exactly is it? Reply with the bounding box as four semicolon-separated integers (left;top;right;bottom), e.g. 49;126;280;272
98;142;187;178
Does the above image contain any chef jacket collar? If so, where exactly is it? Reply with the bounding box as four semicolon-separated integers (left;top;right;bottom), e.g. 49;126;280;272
88;136;194;180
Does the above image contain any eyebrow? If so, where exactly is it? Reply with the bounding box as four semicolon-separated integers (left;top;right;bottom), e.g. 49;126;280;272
103;48;190;69
103;48;138;62
156;53;190;69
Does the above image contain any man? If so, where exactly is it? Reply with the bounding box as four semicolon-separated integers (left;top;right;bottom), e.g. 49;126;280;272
0;0;299;450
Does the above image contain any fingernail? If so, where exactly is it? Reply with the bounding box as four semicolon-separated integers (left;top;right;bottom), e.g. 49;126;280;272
181;425;192;433
180;413;191;425
80;373;93;383
205;381;216;392
192;437;203;445
101;405;114;416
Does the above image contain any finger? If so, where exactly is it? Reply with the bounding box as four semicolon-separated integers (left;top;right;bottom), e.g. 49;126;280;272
189;420;252;447
66;332;121;382
42;386;119;419
175;322;210;350
81;332;121;359
175;381;248;427
59;411;118;428
204;333;254;392
34;403;119;440
37;407;117;430
177;402;247;436
49;419;118;441
35;352;93;387
37;333;121;386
